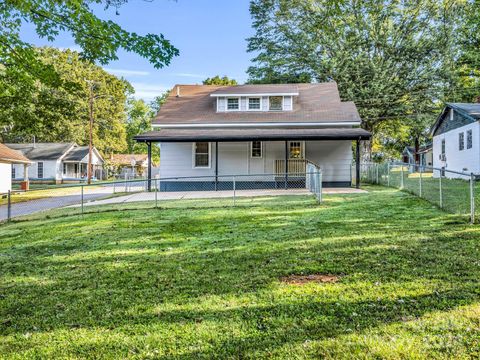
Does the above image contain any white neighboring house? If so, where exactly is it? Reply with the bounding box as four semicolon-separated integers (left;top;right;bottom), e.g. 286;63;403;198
0;143;31;193
6;143;104;184
134;83;371;190
431;103;480;177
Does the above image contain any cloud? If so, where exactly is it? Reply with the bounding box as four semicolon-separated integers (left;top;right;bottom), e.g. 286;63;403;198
104;68;150;76
131;82;170;100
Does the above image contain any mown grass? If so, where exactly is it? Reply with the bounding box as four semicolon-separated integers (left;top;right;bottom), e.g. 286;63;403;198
1;187;479;359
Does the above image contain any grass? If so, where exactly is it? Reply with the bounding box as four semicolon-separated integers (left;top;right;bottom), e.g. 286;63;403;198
1;187;480;359
1;185;92;206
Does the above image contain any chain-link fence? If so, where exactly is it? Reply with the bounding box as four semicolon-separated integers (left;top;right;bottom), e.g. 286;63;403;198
0;171;322;223
357;161;476;223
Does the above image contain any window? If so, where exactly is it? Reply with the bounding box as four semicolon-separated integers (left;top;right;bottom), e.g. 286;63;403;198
227;98;239;110
467;129;473;149
459;132;465;151
251;141;262;158
12;165;15;179
194;142;210;168
63;163;67;175
248;97;261;110
289;141;303;159
269;96;283;111
441;139;445;154
37;162;44;178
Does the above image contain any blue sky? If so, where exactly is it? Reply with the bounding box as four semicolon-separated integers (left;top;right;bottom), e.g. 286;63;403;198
21;0;254;101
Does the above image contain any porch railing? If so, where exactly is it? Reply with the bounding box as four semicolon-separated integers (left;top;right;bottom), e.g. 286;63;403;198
274;159;318;176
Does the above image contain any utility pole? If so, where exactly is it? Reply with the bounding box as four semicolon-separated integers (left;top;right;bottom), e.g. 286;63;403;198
87;82;94;185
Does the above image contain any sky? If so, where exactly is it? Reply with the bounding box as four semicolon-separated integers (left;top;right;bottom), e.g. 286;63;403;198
20;0;254;101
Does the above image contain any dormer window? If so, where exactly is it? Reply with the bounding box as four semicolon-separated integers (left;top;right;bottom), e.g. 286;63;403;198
227;98;239;110
248;97;261;110
269;96;283;111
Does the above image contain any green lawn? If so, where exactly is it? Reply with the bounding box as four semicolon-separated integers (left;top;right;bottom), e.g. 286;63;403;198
1;188;479;359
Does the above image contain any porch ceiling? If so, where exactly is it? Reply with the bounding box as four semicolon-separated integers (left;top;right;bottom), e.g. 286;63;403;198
134;128;371;143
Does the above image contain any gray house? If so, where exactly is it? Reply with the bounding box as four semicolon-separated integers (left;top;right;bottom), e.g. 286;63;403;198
7;143;104;184
135;82;371;190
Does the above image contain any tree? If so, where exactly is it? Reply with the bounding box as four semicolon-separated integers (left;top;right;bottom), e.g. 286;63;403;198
149;91;170;114
247;0;469;160
203;75;238;85
0;0;178;87
125;98;154;154
0;47;131;154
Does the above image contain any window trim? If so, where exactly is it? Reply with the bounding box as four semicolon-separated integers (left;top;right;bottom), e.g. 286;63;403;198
288;141;305;159
250;141;263;158
441;139;446;155
459;132;465;151
37;161;44;179
467;129;473;149
12;165;15;179
226;97;240;111
192;142;211;169
247;97;262;111
269;96;284;111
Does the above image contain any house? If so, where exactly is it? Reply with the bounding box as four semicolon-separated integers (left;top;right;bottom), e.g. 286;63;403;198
7;143;105;184
401;143;433;171
431;103;480;176
134;83;371;190
109;154;150;177
0;143;31;193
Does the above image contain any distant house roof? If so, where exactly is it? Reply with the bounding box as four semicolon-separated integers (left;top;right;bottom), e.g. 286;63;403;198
152;83;361;126
448;103;480;119
431;103;480;136
5;143;75;160
0;143;31;164
63;146;104;163
110;154;149;166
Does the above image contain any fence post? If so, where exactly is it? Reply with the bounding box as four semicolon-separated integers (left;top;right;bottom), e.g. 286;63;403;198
400;165;404;189
124;173;128;193
81;185;84;215
387;163;391;187
233;176;236;206
113;178;116;194
439;172;443;209
155;179;158;208
470;173;475;224
376;164;379;184
7;190;11;222
318;169;323;203
419;166;423;198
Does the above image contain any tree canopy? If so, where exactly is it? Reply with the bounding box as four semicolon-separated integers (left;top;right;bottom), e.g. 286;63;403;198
247;0;477;159
203;75;238;85
0;47;131;154
0;0;178;87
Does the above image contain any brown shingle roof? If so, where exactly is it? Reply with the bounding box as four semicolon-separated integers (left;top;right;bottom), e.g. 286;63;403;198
153;83;360;125
0;144;31;164
110;154;149;166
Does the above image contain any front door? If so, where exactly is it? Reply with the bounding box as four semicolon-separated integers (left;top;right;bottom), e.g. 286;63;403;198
288;141;304;159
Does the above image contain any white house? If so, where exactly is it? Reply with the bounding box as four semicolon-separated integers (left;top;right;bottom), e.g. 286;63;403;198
431;103;480;177
6;143;105;184
134;83;371;190
0;143;31;193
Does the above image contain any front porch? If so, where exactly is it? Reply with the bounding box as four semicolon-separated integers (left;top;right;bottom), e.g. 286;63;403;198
62;162;104;182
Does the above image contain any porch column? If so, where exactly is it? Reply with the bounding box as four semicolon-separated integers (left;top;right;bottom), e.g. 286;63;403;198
147;141;152;191
285;141;288;189
356;139;361;189
215;141;218;191
23;163;29;191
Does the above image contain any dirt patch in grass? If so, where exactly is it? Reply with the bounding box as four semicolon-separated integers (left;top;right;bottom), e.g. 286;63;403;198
281;274;341;285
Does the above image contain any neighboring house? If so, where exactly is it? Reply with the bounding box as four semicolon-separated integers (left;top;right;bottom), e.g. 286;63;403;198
431;103;480;176
109;154;150;177
401;143;433;171
134;83;371;190
7;143;104;184
0;143;31;193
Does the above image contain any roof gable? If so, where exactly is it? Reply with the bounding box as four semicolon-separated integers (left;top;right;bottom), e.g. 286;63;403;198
432;104;477;136
5;143;75;160
0;144;31;164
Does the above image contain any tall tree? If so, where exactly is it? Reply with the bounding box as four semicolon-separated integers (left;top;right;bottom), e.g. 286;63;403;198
0;47;131;154
203;75;238;85
0;0;178;87
247;0;468;159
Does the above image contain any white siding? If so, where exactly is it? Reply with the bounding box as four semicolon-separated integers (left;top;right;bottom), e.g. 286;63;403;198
240;97;247;111
283;96;293;111
0;163;12;193
12;160;59;180
433;122;480;176
159;141;352;183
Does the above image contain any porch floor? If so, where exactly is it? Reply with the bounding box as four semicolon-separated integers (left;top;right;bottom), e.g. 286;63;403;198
81;187;366;207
